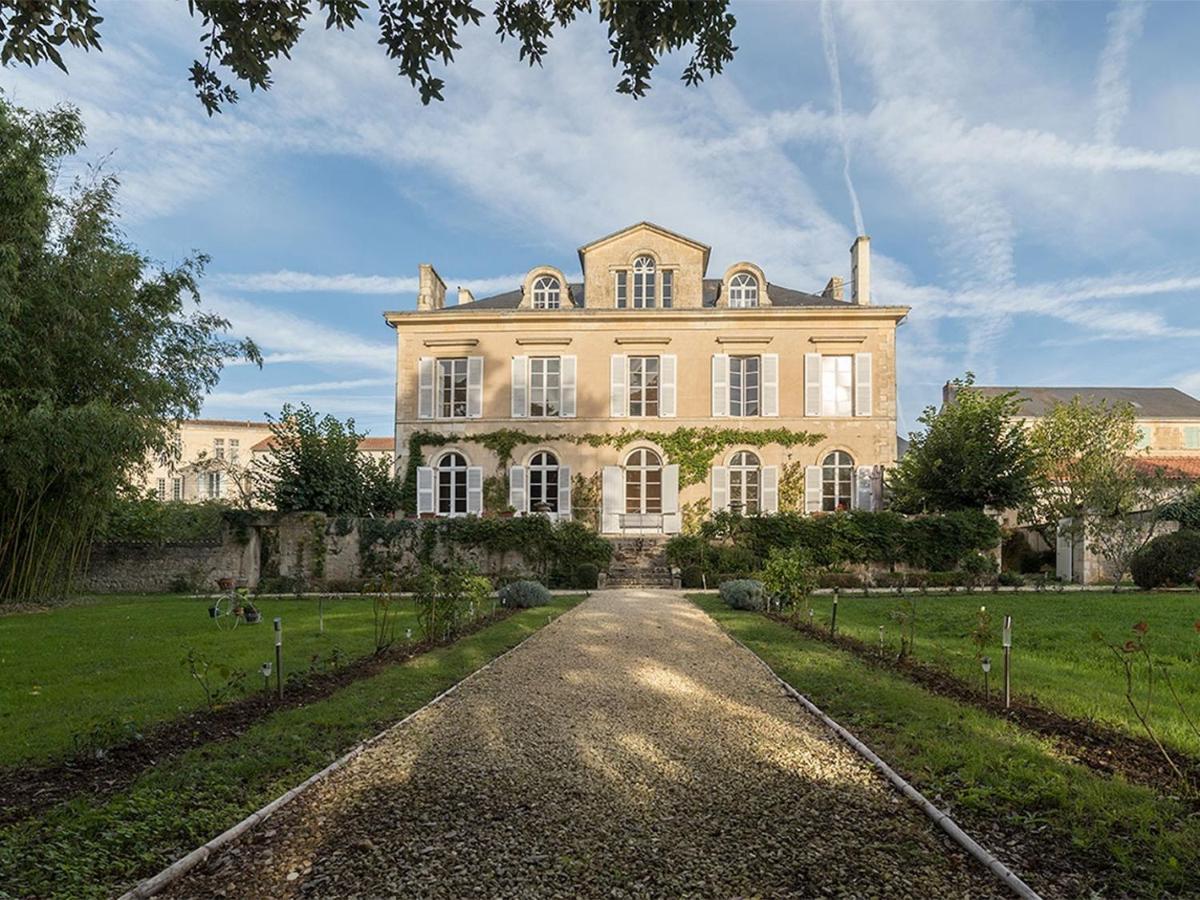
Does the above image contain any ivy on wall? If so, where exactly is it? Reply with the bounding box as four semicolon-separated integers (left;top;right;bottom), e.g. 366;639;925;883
399;426;825;515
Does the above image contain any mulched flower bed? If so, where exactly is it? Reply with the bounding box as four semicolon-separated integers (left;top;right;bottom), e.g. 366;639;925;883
0;610;515;825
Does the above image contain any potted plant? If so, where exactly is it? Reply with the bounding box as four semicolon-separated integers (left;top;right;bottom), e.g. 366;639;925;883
216;576;236;591
243;601;263;624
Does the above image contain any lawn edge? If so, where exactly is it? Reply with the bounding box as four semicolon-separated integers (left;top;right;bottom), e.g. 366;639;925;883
116;598;582;900
694;598;1043;900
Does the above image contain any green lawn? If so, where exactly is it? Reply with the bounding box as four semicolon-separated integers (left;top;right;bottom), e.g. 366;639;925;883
0;595;582;899
692;594;1200;897
802;590;1200;754
0;594;439;766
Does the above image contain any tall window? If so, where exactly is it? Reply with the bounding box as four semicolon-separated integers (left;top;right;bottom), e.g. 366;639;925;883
437;452;469;516
229;439;240;464
625;448;663;515
615;270;628;308
156;478;167;501
729;272;759;308
532;276;561;309
172;477;183;501
729;451;761;514
729;356;760;417
438;358;469;418
529;357;561;417
213;437;225;460
661;270;674;308
822;450;854;512
528;451;560;513
632;256;656;309
206;472;222;500
820;355;853;417
628;356;660;417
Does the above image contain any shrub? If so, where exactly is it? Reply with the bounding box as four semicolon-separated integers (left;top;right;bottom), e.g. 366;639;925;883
498;579;552;608
256;575;300;594
665;534;707;570
820;571;866;589
571;562;600;590
680;564;706;589
997;570;1025;587
713;543;758;580
1130;530;1200;589
760;546;818;609
959;552;997;589
719;579;764;611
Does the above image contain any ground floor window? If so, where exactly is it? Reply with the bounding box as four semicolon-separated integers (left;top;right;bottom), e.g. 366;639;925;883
528;451;559;513
437;451;469;516
822;450;854;511
625;448;662;514
729;450;760;514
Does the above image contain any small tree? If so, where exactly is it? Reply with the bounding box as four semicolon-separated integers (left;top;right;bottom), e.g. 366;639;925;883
760;546;818;619
889;374;1036;513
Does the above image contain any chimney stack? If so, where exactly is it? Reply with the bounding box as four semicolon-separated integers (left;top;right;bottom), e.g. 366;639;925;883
822;276;844;302
416;264;447;311
457;287;475;306
850;236;870;305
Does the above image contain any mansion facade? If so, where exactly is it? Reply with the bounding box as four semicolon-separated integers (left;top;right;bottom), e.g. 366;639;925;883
385;222;909;534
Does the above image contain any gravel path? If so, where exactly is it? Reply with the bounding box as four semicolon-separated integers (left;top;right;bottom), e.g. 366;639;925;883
165;590;1005;899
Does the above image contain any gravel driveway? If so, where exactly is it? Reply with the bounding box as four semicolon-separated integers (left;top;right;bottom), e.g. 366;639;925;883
164;590;1005;898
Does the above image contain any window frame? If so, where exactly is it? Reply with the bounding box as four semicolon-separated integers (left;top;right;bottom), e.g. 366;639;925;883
729;355;761;417
531;275;562;310
632;255;657;309
821;450;855;512
728;450;761;515
437;357;470;419
436;451;470;517
625;448;663;515
728;272;759;308
528;356;562;418
628;356;661;417
528;450;560;514
820;354;854;417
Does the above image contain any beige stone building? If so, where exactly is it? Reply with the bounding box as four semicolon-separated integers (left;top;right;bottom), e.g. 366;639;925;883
385;222;909;534
141;419;273;503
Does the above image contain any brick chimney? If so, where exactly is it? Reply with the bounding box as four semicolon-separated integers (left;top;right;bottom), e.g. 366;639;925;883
850;236;870;305
457;286;475;306
416;264;447;311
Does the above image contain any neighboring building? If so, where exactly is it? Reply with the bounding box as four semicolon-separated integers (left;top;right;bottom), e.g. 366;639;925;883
141;419;274;503
385;222;909;534
249;436;396;468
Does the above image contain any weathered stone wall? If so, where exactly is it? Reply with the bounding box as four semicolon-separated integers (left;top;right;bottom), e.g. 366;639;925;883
81;529;259;594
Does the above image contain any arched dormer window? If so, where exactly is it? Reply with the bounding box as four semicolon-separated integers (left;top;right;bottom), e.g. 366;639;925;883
632;255;656;309
532;276;561;310
729;272;759;308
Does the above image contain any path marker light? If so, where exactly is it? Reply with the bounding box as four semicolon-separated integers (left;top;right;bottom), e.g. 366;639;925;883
831;591;839;636
274;617;283;700
260;662;272;692
878;624;885;655
981;656;991;699
1002;614;1013;709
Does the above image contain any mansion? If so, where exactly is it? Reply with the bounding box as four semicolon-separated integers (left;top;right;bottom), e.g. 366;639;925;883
386;222;909;534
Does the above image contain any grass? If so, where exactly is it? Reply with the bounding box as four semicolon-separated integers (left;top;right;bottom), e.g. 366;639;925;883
0;595;582;899
0;593;434;766
802;590;1200;754
691;594;1200;897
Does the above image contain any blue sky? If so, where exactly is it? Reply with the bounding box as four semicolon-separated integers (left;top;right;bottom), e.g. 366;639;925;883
5;0;1200;437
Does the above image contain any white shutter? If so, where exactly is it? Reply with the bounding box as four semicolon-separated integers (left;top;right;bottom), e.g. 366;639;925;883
855;352;873;417
804;464;823;514
662;464;681;534
610;354;627;417
511;356;528;418
467;356;484;418
466;466;483;515
761;465;779;513
660;354;677;417
805;353;821;417
711;465;729;512
854;465;875;510
509;465;527;513
761;353;779;417
602;465;623;532
711;353;729;417
418;357;435;419
561;356;577;417
557;464;572;520
416;466;435;514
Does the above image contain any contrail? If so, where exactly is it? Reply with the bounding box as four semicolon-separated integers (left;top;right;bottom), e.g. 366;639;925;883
819;0;865;235
1095;0;1147;146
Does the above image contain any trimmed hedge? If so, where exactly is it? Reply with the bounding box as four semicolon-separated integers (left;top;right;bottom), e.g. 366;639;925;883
1130;530;1200;589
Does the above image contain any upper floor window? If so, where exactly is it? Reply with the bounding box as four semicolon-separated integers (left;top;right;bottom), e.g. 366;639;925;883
729;272;759;308
729;356;760;417
821;355;853;417
532;276;561;310
438;358;469;418
805;351;872;419
628;356;660;416
661;270;673;308
213;437;225;460
632;256;656;309
229;439;240;465
529;357;561;417
615;270;627;307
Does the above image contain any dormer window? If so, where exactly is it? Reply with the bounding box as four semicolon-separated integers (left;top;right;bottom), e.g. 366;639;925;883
632;256;656;309
729;272;759;308
532;276;561;309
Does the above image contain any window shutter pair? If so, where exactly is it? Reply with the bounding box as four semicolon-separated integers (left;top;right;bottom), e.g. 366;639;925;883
415;464;482;515
711;354;779;416
803;352;872;417
710;465;778;513
417;356;484;419
509;463;573;519
511;356;577;418
611;355;676;417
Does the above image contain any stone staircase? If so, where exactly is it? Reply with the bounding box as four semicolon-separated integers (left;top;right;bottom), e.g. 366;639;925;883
603;537;677;588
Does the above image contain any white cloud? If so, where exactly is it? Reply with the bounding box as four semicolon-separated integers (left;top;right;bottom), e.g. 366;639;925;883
1095;0;1148;146
204;378;394;421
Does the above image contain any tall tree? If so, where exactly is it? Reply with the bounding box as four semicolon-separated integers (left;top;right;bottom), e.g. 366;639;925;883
889;375;1036;513
0;1;738;114
0;95;259;600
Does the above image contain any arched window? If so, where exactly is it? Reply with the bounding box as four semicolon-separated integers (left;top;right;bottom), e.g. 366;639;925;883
625;448;663;514
632;256;657;309
822;450;854;512
528;450;559;513
436;451;469;516
729;450;761;514
532;276;561;310
729;272;759;308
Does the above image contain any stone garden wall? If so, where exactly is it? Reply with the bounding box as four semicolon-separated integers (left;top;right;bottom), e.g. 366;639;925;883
81;529;260;594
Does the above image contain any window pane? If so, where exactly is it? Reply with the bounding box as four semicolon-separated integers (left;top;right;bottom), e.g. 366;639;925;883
662;270;673;308
616;271;627;308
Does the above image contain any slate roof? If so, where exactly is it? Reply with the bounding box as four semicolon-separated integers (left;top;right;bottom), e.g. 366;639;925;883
973;386;1200;419
429;279;846;311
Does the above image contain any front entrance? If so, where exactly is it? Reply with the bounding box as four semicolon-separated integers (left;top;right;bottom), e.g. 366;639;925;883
601;450;680;535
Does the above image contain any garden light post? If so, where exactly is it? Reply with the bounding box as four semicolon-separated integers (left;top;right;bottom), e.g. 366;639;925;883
1002;614;1012;709
831;590;839;636
981;656;991;699
260;661;272;693
878;624;885;656
274;616;283;700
